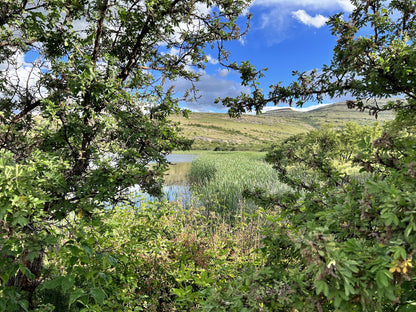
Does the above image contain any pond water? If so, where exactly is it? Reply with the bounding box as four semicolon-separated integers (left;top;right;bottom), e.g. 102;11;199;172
163;154;197;204
135;154;197;207
166;154;198;163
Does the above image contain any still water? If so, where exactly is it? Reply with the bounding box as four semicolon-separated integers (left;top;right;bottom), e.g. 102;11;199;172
135;154;198;206
166;154;198;163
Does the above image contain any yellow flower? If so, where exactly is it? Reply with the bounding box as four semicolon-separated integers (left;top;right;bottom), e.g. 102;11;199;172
390;258;413;274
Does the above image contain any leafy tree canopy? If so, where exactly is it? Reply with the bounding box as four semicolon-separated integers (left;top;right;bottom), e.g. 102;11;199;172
0;0;251;307
221;0;416;117
211;0;416;310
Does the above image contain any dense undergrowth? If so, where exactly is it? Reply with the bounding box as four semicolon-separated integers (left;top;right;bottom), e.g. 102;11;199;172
23;199;264;311
203;117;416;311
2;118;416;311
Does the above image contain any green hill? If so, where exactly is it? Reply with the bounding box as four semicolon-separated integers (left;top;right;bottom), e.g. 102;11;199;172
264;99;396;127
172;100;395;151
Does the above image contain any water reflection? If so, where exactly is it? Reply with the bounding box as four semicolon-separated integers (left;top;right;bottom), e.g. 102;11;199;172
136;154;197;207
163;155;196;205
166;154;198;163
158;185;192;207
165;162;192;185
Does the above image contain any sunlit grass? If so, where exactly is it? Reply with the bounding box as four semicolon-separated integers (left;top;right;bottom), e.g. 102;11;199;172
189;151;287;217
171;105;393;151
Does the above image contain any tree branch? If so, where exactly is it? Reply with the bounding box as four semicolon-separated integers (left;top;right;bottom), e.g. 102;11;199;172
92;0;110;65
118;0;181;81
0;39;37;48
11;99;42;124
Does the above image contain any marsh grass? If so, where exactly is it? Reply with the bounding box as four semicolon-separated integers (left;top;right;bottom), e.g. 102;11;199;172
189;151;286;218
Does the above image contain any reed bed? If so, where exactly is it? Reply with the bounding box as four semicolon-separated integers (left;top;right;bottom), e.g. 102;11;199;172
189;152;287;218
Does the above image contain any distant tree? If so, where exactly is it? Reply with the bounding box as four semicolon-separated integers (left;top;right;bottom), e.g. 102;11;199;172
214;0;416;310
0;0;251;309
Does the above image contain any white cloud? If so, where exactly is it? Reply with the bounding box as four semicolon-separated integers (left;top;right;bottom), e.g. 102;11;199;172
170;72;250;111
206;54;219;65
250;0;354;42
257;7;292;44
72;18;89;39
255;103;333;114
168;47;180;56
253;0;354;12
195;2;212;16
292;10;328;28
218;68;230;77
0;51;47;100
335;0;355;12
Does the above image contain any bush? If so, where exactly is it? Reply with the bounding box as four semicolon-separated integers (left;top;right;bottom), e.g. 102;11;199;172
224;117;416;310
28;197;263;311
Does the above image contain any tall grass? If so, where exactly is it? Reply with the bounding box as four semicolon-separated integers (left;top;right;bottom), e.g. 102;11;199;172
189;151;287;218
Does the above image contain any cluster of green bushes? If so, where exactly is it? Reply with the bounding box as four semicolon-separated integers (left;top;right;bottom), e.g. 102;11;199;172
203;114;416;310
190;141;270;152
2;119;415;311
0;196;264;311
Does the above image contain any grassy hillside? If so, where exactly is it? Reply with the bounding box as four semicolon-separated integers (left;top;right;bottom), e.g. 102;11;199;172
264;100;396;127
171;100;395;151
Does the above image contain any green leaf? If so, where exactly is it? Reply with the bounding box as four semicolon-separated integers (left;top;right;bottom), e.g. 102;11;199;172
25;251;41;262
81;244;92;255
315;280;329;297
107;255;118;266
20;266;35;280
344;279;355;297
13;216;28;226
0;272;9;284
394;246;407;261
61;276;74;293
18;299;29;312
405;225;412;238
334;294;342;308
90;287;106;304
376;270;391;288
385;288;397;301
43;277;64;290
69;288;85;306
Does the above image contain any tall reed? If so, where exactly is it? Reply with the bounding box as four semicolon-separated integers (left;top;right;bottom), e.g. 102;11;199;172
189;152;286;218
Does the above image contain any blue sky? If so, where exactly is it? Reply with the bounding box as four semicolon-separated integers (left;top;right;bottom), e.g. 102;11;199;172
178;0;355;113
12;1;355;114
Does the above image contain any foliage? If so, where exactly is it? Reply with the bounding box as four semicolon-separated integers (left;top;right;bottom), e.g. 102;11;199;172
202;266;282;312
33;198;263;311
266;122;382;171
0;0;251;308
205;117;416;311
213;0;416;310
0;150;66;311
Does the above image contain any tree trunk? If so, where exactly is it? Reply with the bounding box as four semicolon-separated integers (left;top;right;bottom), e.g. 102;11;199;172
6;249;44;309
